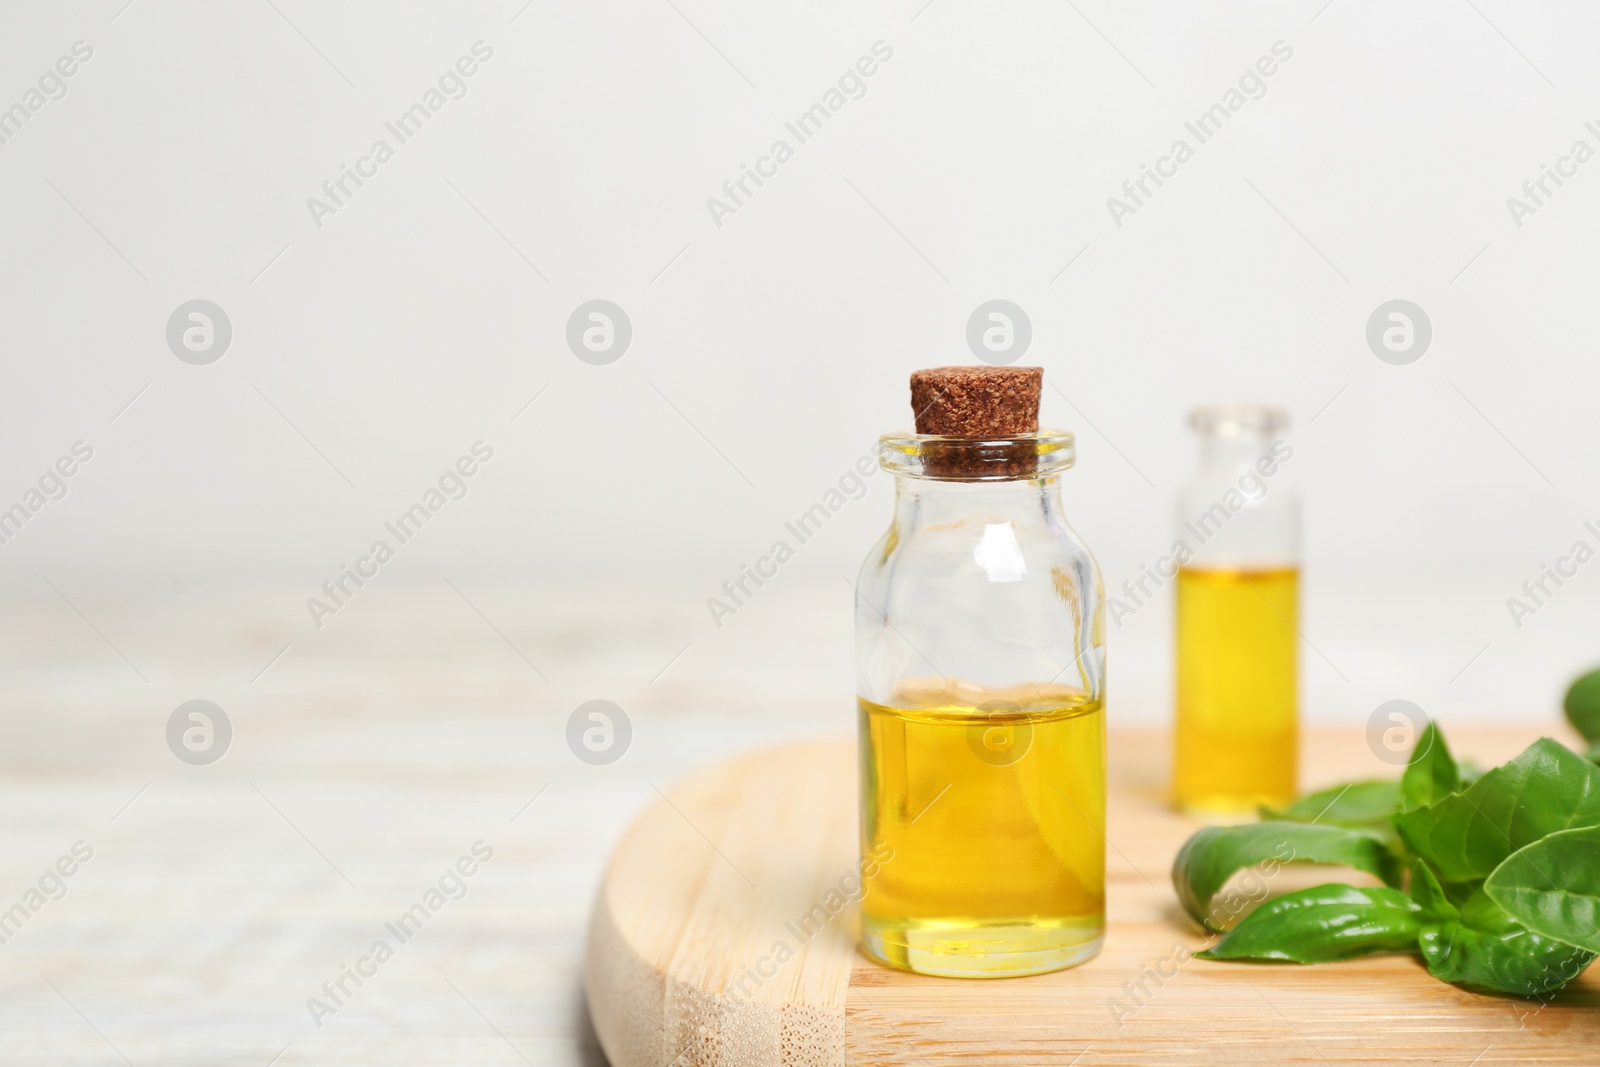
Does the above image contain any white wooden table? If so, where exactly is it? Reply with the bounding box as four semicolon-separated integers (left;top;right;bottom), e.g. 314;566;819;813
0;577;850;1066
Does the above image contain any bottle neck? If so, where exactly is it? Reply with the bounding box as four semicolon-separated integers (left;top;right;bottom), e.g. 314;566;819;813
893;474;1063;528
1181;434;1299;567
1197;434;1276;472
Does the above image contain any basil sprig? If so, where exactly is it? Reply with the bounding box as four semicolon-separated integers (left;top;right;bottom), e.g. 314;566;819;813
1173;709;1600;996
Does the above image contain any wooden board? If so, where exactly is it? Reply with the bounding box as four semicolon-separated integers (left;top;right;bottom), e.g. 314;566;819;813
586;728;1600;1066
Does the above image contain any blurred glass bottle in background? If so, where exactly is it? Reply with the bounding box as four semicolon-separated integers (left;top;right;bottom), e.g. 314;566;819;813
1173;406;1299;815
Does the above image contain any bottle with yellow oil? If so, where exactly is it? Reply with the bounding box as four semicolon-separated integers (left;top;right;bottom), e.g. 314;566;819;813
1173;406;1299;816
855;366;1105;978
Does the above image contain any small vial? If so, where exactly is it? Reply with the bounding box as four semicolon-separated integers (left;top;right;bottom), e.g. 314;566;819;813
855;366;1106;978
1173;406;1300;815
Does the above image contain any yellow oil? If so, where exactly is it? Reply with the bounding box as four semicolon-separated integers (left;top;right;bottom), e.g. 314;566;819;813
858;681;1105;978
1174;565;1299;814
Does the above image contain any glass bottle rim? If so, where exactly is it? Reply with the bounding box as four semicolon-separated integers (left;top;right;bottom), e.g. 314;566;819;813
1189;404;1288;439
878;430;1075;482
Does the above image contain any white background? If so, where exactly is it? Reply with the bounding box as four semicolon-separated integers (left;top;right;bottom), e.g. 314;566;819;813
4;1;1600;728
5;2;1600;1063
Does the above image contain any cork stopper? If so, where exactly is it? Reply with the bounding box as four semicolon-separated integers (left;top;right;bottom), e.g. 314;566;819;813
910;366;1042;438
903;366;1045;480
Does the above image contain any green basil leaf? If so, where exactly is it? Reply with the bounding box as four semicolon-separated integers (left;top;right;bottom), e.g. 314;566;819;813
1173;821;1403;931
1419;922;1593;995
1564;667;1600;744
1409;859;1459;923
1419;886;1595;996
1392;739;1600;882
1586;741;1600;766
1198;884;1422;962
1263;780;1402;826
1401;722;1459;811
1484;825;1600;953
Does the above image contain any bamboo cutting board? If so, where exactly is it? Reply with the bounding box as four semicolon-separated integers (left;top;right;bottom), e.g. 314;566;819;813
585;728;1600;1066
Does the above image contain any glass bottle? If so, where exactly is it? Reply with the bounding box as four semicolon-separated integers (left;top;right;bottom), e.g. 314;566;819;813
1173;405;1300;815
855;430;1106;978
